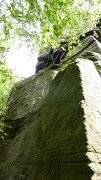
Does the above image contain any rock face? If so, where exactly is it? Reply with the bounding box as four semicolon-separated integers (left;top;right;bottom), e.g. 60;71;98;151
0;36;101;180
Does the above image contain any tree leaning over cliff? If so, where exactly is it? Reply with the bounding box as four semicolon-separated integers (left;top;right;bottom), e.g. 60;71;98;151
0;0;101;54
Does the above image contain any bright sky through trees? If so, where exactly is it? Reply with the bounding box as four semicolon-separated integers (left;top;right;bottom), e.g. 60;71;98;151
6;43;38;77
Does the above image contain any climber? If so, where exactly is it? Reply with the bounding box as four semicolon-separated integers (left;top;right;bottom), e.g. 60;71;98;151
35;48;54;73
53;47;66;64
44;48;54;67
60;47;67;60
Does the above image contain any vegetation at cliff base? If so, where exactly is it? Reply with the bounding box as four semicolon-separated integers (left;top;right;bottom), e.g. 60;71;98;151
0;61;16;139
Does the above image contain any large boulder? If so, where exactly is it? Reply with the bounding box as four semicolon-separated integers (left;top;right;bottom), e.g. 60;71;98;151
0;36;101;180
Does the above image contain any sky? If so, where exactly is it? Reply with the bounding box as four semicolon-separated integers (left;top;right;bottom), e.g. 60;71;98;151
6;40;38;78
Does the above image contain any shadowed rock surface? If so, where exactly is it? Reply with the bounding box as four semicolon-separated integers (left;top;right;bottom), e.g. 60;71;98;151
0;36;101;180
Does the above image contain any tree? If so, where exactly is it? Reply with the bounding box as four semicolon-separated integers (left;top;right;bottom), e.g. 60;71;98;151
0;61;16;114
0;61;16;140
0;0;101;55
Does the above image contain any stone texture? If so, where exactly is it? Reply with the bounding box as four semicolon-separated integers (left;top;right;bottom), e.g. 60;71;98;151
0;36;101;180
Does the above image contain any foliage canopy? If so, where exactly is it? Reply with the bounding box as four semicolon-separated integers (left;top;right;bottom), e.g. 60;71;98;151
0;0;101;54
